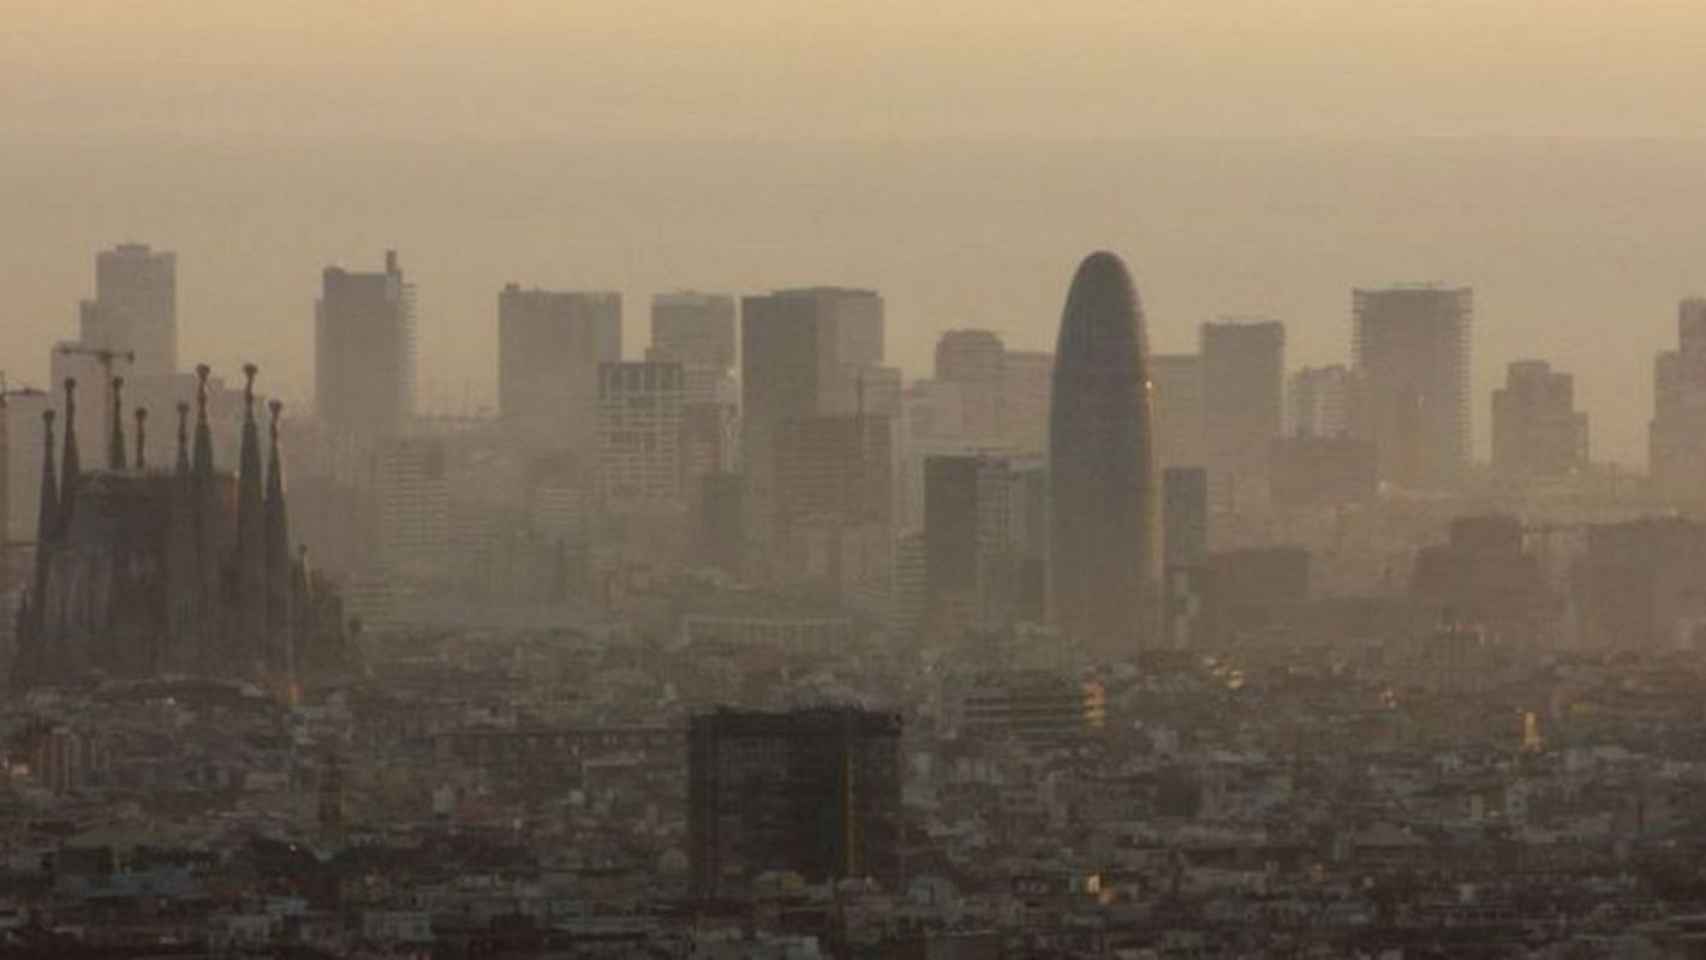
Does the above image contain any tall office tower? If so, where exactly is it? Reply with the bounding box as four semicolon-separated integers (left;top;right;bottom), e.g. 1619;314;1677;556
376;436;450;583
1048;251;1159;659
688;707;902;898
999;349;1053;455
1161;466;1209;649
498;285;622;457
934;329;1006;446
1289;364;1354;437
1491;360;1588;479
740;287;885;547
596;361;685;510
923;454;1046;634
1650;298;1706;500
1352;286;1472;489
316;251;416;440
650;292;736;371
773;412;893;598
1200;319;1285;510
1150;353;1204;471
77;243;177;376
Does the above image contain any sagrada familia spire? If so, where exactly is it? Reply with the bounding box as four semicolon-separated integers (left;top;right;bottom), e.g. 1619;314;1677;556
13;364;345;699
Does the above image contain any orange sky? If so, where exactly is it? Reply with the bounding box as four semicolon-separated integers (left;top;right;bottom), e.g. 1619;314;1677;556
7;0;1706;140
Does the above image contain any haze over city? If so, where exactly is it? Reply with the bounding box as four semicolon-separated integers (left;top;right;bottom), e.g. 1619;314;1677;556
11;2;1706;957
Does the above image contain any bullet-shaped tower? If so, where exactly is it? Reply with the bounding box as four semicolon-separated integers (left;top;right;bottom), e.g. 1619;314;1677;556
1047;251;1160;659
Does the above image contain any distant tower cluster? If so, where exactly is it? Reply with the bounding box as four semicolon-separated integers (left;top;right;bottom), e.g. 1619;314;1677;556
1048;252;1160;659
14;365;345;697
1352;286;1472;489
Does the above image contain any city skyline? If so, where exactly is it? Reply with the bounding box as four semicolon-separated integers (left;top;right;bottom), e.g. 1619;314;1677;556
2;137;1701;466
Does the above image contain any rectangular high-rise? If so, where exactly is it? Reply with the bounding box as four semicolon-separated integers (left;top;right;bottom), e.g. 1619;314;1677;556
316;251;416;440
1491;360;1588;479
1352;286;1472;489
924;454;1046;632
1201;319;1285;510
78;243;177;377
498;285;622;458
1289;364;1353;438
1150;353;1204;471
1650;298;1706;500
740;287;885;546
688;707;902;898
650;292;736;371
596;361;685;510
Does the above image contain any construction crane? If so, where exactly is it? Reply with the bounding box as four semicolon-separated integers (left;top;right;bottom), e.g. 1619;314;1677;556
54;344;135;388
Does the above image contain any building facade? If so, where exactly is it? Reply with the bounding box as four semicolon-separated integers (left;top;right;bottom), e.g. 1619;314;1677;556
498;285;622;458
1200;319;1285;511
1491;360;1588;480
688;707;902;898
1352;286;1472;489
316;251;416;440
1048;251;1160;659
78;243;177;377
1649;298;1706;501
597;361;686;510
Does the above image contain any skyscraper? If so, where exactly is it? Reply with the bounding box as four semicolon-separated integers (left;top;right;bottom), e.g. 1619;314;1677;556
740;287;885;552
1650;298;1706;500
650;291;735;371
1352;286;1472;489
596;360;685;510
999;349;1053;455
78;243;177;377
1289;364;1354;438
934;329;1005;446
315;251;415;440
1150;353;1204;471
1200;319;1285;510
498;285;622;457
1491;360;1588;479
1048;251;1159;658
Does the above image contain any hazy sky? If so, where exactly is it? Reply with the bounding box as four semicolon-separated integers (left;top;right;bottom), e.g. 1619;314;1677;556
9;0;1706;140
5;2;1706;465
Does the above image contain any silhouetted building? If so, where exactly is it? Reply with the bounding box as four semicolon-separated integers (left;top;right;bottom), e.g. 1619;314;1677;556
741;287;886;561
650;291;736;371
1649;298;1706;500
772;412;892;599
1048;252;1159;658
1201;319;1284;510
376;437;450;583
924;454;1046;635
1289;364;1353;438
1150;353;1203;471
1411;515;1551;648
1492;360;1588;480
1352;286;1472;489
15;366;344;696
1202;546;1311;647
1268;434;1377;507
688;707;902;898
694;472;745;574
1572;516;1706;651
498;285;622;457
78;243;176;377
2;388;51;545
934;329;1005;446
1162;466;1209;568
597;361;686;510
1000;349;1052;455
316;251;415;439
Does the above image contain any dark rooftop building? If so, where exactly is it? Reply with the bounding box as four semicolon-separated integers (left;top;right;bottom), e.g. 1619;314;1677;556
688;706;902;898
